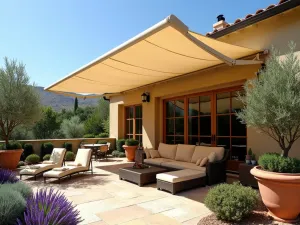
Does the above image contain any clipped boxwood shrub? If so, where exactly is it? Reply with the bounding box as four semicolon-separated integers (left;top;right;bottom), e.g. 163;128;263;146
41;142;54;158
118;152;126;158
116;139;126;152
204;182;259;222
6;141;22;150
83;134;95;138
65;151;75;161
258;153;300;173
97;140;107;144
125;139;139;146
0;188;26;225
97;133;109;138
43;154;51;161
25;154;40;164
112;150;126;158
17;161;25;168
21;143;33;161
63;142;72;152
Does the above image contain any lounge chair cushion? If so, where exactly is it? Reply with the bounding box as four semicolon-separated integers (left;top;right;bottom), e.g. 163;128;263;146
74;148;92;167
43;166;87;178
191;146;224;163
161;161;206;172
156;169;206;183
149;150;160;159
158;143;177;160
144;158;174;167
42;161;54;164
175;144;195;162
20;164;57;175
66;162;82;166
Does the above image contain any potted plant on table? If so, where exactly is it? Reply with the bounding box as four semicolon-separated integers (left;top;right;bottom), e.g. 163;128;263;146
236;43;300;223
245;148;252;164
0;58;41;170
251;154;256;165
123;139;139;162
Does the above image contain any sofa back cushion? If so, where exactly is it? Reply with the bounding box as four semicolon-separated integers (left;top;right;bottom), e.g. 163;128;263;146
191;146;225;163
158;143;177;160
175;144;195;162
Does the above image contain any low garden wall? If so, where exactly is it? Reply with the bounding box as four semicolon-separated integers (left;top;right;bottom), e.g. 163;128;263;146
0;138;116;156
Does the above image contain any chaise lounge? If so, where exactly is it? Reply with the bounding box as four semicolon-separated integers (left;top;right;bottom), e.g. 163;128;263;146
144;143;228;186
20;148;66;180
43;148;93;183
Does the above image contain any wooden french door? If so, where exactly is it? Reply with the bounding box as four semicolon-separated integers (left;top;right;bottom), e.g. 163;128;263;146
164;87;246;172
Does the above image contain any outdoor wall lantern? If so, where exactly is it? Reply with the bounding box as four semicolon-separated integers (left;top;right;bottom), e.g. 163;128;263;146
141;92;150;103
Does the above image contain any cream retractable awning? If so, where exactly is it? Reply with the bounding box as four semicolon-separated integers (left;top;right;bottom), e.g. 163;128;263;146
45;15;262;96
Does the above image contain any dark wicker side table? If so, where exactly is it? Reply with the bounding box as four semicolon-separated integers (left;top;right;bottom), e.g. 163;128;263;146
239;163;258;188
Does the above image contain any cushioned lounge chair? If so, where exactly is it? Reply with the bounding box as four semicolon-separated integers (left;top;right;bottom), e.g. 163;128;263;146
20;148;66;180
43;148;93;183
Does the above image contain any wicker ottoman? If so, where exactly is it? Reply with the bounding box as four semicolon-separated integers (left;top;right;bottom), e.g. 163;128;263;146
156;169;206;194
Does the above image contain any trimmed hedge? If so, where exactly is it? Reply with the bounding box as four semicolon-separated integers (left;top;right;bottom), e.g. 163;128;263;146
25;154;40;164
65;151;75;161
63;142;72;152
21;143;33;161
112;150;126;158
6;141;22;150
116;139;126;152
204;182;259;222
125;139;139;146
40;142;54;158
43;154;51;161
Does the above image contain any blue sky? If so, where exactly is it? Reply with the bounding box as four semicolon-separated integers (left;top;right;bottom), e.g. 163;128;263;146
0;0;276;87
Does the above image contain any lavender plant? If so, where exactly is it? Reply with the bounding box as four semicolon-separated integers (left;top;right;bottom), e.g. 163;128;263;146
0;169;19;184
18;188;82;225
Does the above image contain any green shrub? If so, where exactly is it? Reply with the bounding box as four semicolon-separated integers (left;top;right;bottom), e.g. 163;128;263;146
0;188;26;225
6;141;22;150
65;151;75;161
41;142;54;158
116;139;126;152
25;154;40;164
112;150;126;158
21;143;33;161
258;153;300;173
43;154;51;161
83;134;95;138
0;144;4;150
63;142;72;151
204;182;259;222
97;140;107;144
125;139;139;146
1;182;32;199
97;133;109;138
17;161;25;168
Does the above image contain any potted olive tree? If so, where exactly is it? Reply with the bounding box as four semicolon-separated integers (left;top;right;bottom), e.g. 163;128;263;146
123;139;139;162
237;42;300;222
0;58;41;170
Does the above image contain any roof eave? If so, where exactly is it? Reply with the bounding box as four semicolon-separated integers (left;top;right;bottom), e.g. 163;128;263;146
209;0;300;38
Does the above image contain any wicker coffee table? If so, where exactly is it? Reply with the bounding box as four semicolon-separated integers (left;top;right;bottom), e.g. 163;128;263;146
119;166;168;186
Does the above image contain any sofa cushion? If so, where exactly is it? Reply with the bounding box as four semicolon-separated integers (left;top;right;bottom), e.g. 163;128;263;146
143;149;151;159
149;150;160;159
196;158;202;166
200;157;208;167
158;143;177;160
144;158;174;166
208;152;216;163
175;144;195;162
161;161;206;173
156;169;205;183
191;146;225;163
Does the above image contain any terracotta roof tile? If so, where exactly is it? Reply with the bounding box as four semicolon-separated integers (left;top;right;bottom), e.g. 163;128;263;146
206;0;291;36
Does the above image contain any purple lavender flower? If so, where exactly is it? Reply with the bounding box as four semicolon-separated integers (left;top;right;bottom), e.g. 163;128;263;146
17;188;82;225
0;169;19;184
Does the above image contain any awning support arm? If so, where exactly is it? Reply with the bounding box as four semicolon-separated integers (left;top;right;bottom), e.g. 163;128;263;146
184;32;262;66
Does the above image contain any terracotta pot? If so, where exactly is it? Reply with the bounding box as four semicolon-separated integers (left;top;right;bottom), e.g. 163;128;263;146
0;149;23;170
123;145;138;162
251;166;300;223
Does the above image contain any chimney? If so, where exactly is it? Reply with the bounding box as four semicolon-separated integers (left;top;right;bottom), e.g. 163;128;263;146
213;14;228;31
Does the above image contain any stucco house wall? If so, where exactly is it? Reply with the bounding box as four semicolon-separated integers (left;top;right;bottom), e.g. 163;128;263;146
109;6;300;158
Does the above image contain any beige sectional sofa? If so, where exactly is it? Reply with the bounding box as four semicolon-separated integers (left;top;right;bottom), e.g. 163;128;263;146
144;143;228;185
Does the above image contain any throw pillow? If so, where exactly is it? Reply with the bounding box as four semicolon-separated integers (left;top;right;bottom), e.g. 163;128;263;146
143;148;151;159
200;157;208;167
149;150;160;159
208;152;216;163
196;158;202;166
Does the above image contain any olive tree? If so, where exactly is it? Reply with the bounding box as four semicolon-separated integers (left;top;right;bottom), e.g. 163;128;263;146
0;57;41;145
237;42;300;157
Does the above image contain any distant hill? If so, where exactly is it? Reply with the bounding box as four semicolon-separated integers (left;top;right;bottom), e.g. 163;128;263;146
36;86;99;111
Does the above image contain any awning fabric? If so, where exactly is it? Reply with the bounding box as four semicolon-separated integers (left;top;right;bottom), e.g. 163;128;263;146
45;15;262;96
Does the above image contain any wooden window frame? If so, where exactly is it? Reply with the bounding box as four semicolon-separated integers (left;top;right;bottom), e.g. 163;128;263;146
125;104;142;141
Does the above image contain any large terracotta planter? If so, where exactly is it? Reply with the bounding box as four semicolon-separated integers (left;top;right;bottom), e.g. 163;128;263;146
123;145;138;162
251;166;300;223
0;149;23;170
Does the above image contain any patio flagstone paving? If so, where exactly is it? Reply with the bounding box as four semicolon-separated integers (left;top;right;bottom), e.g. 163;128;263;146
21;157;214;225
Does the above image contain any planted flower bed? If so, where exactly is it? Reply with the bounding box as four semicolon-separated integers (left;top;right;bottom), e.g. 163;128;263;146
0;169;82;225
